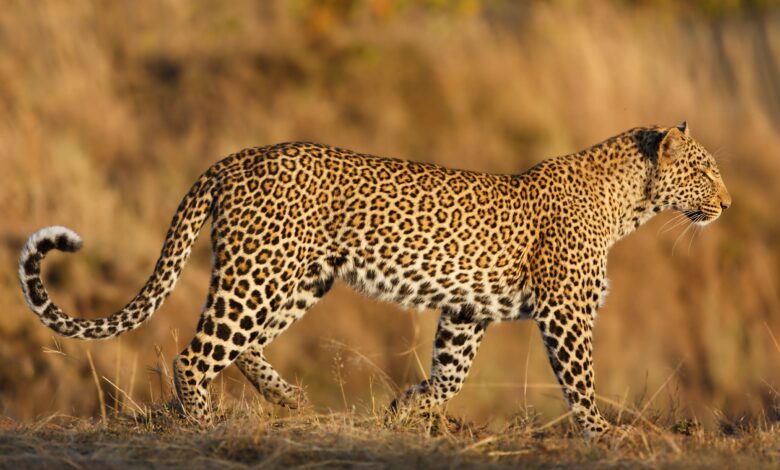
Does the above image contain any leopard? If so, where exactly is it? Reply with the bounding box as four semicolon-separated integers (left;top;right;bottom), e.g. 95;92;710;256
18;122;731;438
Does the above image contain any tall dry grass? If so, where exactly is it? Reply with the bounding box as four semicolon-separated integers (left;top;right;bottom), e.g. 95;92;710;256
0;0;778;431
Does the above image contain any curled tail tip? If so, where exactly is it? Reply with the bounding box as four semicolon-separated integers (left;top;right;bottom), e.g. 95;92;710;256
19;226;83;280
23;226;83;257
19;226;83;317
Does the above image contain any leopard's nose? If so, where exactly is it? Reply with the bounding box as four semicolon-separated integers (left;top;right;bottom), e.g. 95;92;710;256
720;189;732;210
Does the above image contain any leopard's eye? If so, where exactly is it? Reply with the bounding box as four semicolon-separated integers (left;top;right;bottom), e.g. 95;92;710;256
699;168;715;181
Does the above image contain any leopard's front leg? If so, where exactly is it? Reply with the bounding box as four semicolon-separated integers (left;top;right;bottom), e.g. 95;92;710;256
535;306;610;438
392;310;489;413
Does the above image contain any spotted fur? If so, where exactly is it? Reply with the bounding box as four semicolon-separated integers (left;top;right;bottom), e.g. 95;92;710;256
18;122;730;437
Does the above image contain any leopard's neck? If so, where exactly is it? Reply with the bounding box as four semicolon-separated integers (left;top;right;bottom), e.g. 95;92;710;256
575;130;662;246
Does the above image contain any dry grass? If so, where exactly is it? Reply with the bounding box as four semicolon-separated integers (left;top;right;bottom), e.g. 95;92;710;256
1;0;780;466
2;399;780;469
2;336;776;468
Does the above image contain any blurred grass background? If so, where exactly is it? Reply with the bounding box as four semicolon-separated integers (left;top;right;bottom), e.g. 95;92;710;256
0;0;778;430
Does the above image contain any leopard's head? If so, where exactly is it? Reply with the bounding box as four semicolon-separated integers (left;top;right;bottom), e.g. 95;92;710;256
649;122;731;226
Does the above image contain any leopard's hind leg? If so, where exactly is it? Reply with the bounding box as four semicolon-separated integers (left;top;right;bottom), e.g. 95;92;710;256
235;258;335;408
173;266;315;424
235;346;307;408
172;291;249;426
172;222;317;423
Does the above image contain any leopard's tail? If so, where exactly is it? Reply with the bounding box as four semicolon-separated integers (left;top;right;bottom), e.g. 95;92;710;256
18;169;217;340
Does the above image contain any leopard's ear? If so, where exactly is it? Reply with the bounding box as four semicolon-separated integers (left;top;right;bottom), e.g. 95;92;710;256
658;126;685;164
676;121;690;136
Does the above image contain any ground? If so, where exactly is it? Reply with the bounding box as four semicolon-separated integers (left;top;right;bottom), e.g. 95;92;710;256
2;400;779;469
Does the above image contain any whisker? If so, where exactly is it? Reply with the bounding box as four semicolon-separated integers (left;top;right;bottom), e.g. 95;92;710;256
712;147;733;164
661;218;690;237
672;219;695;256
657;212;690;236
657;212;686;230
687;222;702;255
663;213;694;236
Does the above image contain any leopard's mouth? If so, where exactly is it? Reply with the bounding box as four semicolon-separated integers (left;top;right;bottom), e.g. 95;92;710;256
683;210;716;226
683;210;705;222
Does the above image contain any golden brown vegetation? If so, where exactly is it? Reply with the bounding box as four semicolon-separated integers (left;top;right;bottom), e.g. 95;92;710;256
2;404;780;469
1;0;779;466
